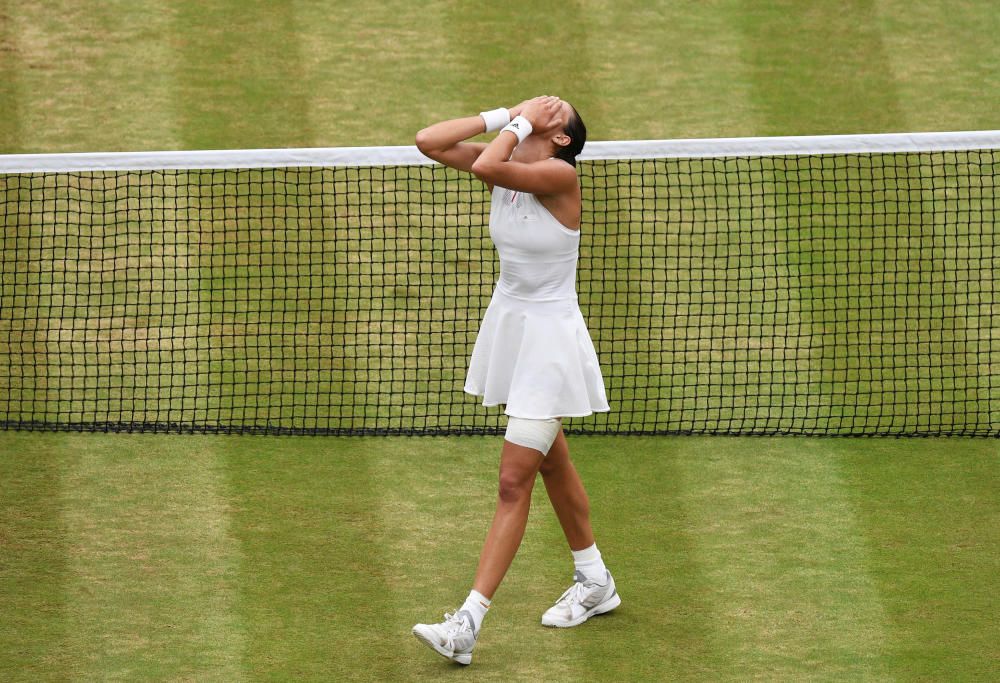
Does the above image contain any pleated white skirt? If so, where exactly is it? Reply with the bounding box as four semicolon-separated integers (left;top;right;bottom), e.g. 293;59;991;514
464;288;610;419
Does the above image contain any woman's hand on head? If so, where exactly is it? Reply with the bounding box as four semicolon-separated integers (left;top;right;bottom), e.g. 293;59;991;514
520;96;564;132
508;99;533;118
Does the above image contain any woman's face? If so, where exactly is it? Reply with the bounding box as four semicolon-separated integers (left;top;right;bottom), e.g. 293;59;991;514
556;101;573;129
538;101;573;139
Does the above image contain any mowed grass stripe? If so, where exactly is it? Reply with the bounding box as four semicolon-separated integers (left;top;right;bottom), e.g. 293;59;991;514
2;0;180;153
581;0;763;140
295;1;456;148
734;1;904;136
673;438;891;680
443;2;594;134
59;435;245;680
839;439;1000;679
875;1;1000;132
0;6;23;152
0;434;70;682
221;437;407;681
173;1;312;150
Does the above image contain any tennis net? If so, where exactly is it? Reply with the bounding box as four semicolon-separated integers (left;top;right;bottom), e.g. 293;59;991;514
1;131;998;436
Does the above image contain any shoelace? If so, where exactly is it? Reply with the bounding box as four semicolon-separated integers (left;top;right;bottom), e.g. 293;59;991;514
555;580;588;607
442;612;471;635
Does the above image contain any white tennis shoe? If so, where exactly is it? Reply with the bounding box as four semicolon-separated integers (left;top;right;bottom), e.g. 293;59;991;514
412;610;477;665
541;570;621;628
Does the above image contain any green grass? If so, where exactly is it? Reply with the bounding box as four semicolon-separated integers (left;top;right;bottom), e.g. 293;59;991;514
3;1;1000;152
1;432;997;681
1;0;1000;679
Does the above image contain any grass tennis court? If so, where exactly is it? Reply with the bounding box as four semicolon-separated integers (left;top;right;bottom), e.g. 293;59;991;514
3;433;998;681
2;1;999;680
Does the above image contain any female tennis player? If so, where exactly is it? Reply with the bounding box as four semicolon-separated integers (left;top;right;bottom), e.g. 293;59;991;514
411;96;618;666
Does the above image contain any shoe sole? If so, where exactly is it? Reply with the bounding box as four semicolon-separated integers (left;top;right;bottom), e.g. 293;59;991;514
541;591;622;628
411;626;472;665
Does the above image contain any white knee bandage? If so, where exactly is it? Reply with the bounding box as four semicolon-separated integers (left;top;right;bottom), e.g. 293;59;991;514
504;417;562;455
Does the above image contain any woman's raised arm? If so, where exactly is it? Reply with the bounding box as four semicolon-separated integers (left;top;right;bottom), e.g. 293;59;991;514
415;102;528;173
415;116;488;172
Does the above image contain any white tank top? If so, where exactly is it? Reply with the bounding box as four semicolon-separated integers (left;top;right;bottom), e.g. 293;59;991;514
488;186;581;302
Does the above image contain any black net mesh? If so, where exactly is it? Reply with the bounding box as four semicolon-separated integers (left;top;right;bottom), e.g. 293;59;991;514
1;151;997;435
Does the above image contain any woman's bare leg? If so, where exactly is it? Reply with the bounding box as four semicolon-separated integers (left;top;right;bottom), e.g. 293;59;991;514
536;432;619;628
539;430;595;551
471;441;545;599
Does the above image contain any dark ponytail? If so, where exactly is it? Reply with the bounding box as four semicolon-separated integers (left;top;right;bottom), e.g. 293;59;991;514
553;105;586;167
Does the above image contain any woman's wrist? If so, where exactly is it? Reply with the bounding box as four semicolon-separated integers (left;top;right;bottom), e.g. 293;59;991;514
501;115;533;144
479;107;511;133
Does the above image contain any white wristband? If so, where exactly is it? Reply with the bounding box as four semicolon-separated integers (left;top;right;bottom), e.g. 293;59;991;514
501;115;533;144
479;107;511;132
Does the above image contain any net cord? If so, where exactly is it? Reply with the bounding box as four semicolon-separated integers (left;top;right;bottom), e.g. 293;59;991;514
2;130;999;173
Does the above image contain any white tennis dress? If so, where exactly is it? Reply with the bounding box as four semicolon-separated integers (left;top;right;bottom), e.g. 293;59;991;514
464;186;610;419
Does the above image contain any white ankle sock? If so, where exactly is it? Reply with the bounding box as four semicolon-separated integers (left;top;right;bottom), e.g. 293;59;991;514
460;589;491;635
572;543;608;583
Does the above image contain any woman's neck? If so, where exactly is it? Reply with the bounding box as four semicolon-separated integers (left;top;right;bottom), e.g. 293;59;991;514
511;136;554;163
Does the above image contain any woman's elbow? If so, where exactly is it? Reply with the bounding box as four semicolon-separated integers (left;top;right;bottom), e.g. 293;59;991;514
415;129;433;154
469;158;494;180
